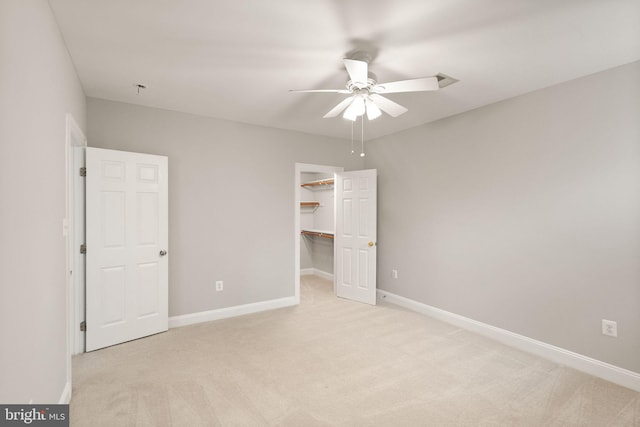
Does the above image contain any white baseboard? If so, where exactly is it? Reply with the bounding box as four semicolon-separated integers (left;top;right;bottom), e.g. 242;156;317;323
301;268;333;281
377;289;640;392
58;381;71;404
300;268;315;276
169;296;297;328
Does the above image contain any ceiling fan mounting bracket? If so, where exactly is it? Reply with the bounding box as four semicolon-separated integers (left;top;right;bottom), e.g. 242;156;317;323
349;51;373;64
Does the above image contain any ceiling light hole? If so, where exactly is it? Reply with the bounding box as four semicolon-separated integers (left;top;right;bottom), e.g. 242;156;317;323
134;83;148;95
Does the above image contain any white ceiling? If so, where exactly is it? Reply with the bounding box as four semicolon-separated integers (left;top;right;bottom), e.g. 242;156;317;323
49;0;640;141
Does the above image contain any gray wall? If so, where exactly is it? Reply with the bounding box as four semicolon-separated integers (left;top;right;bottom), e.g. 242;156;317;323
311;237;334;276
365;61;640;373
87;98;363;317
310;180;335;275
0;1;86;403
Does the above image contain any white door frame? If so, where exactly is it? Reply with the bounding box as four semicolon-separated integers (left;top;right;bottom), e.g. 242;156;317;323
65;114;86;399
294;163;343;303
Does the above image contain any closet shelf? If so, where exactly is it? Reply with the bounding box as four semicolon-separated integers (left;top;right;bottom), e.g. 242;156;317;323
301;179;334;189
300;201;320;208
301;229;334;239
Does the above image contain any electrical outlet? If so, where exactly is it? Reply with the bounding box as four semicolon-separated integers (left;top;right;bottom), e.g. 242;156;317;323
392;269;398;279
215;281;223;291
602;319;617;337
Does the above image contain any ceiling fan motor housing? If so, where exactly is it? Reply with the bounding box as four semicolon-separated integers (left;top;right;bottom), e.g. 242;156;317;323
346;73;378;92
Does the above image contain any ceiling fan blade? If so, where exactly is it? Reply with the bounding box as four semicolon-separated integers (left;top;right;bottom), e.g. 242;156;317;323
369;94;408;117
323;96;355;118
289;89;351;94
373;76;439;94
343;59;368;88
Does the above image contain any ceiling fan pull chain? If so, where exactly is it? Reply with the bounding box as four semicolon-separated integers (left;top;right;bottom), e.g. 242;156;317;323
351;120;355;154
360;115;365;157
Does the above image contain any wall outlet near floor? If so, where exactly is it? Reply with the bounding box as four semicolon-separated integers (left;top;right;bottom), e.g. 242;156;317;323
215;280;223;291
602;319;617;337
392;269;398;279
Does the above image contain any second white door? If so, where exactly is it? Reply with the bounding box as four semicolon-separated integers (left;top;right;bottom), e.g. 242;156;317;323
335;169;377;305
85;147;169;351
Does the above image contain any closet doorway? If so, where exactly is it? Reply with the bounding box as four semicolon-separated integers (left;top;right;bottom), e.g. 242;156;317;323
294;163;378;305
294;163;343;303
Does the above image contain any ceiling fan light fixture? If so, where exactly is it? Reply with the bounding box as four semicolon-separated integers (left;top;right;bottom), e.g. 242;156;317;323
352;95;366;116
365;98;382;120
343;108;357;122
343;96;365;121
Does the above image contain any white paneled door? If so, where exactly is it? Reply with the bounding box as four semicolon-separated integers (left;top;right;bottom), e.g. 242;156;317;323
335;169;377;305
85;148;168;351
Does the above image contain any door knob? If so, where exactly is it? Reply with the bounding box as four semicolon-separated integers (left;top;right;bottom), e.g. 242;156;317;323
368;241;375;247
159;249;167;256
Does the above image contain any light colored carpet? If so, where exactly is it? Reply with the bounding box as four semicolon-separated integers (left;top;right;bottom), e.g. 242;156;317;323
71;276;640;426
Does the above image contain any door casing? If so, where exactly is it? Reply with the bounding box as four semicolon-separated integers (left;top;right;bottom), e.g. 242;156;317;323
65;114;87;403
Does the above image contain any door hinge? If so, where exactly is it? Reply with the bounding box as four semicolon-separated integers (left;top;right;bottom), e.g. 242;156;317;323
80;244;86;254
79;167;86;177
80;321;86;332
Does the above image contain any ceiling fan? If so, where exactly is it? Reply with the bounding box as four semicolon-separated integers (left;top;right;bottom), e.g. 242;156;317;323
290;58;440;121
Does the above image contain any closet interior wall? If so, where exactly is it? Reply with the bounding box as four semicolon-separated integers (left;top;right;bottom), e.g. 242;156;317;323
300;172;334;278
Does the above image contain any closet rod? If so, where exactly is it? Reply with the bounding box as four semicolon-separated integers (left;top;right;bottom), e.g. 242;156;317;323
300;201;321;207
300;179;334;188
300;230;334;239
